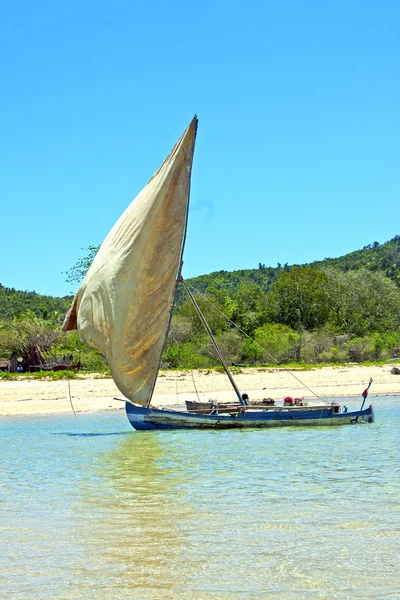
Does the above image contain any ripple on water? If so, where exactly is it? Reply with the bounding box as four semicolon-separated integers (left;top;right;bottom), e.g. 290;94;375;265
0;397;399;599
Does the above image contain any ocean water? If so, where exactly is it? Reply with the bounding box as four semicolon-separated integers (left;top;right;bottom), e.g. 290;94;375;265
0;396;399;600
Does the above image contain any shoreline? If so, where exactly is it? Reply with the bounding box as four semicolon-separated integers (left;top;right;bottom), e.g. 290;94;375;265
0;364;399;416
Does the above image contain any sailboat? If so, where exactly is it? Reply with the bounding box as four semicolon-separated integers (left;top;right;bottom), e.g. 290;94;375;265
63;117;374;430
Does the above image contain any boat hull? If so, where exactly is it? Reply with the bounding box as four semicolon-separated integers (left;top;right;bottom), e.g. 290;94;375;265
125;403;374;431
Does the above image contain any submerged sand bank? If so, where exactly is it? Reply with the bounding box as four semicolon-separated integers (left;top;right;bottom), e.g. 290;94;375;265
0;364;399;416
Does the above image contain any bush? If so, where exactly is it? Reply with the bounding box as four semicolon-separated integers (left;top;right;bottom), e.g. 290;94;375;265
79;351;109;372
253;323;300;364
162;341;213;369
0;370;78;381
199;330;244;365
299;330;349;363
346;337;375;362
317;346;350;363
241;337;263;365
370;332;400;360
0;371;13;380
51;331;108;372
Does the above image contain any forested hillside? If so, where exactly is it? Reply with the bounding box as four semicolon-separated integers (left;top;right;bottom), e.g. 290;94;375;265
1;236;400;371
0;285;72;320
186;235;400;298
1;236;399;320
310;235;400;284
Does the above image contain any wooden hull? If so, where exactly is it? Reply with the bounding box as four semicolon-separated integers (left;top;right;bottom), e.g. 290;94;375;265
125;403;374;431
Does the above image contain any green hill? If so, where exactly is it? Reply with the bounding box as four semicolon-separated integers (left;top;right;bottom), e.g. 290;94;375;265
309;235;400;283
0;285;72;321
186;235;400;297
1;235;399;320
1;235;400;369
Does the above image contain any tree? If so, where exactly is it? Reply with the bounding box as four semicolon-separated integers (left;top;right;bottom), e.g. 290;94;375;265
231;282;268;335
65;245;99;285
199;330;244;365
176;289;230;336
266;267;330;330
0;311;62;370
325;269;400;336
252;323;300;363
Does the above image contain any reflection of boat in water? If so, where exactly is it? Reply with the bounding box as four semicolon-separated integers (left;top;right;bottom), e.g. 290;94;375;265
64;117;374;431
76;432;196;593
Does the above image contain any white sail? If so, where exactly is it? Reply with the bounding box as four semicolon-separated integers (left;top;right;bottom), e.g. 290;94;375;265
63;117;198;405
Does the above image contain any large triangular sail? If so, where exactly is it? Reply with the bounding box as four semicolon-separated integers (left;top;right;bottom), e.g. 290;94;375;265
63;117;198;405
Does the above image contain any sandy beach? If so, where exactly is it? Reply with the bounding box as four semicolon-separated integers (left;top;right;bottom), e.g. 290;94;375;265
0;364;399;416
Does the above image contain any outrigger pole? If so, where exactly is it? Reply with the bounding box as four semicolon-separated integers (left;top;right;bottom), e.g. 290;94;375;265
180;277;246;406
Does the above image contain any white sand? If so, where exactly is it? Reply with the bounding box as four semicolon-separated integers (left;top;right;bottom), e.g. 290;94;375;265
0;364;398;416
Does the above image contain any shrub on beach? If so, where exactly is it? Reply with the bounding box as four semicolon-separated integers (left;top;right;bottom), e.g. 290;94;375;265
252;323;300;364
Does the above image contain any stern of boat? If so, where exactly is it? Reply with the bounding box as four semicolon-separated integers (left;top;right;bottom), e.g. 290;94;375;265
366;404;374;423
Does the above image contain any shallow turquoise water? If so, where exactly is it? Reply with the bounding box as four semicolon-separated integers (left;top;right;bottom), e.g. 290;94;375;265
0;396;399;599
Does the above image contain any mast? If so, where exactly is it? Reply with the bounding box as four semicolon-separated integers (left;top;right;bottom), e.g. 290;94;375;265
180;277;245;406
145;117;198;408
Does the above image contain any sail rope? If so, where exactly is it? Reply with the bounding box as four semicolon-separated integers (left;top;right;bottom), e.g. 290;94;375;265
181;278;244;404
190;370;202;402
184;279;320;399
67;379;108;434
173;370;200;405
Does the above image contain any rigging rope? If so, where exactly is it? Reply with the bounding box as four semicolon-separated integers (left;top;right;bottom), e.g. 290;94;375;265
67;379;108;434
184;279;320;399
190;370;202;402
181;278;244;404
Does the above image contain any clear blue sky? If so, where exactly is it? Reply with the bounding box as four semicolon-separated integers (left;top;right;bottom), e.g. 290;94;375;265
1;0;399;297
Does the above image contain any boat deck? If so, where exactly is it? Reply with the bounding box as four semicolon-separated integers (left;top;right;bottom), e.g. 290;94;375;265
157;402;339;415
